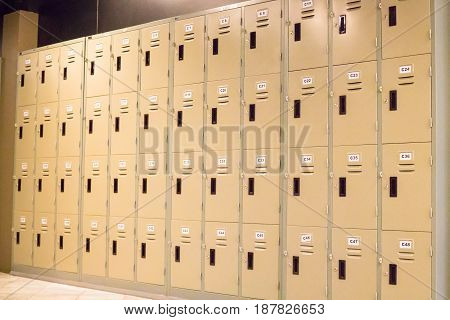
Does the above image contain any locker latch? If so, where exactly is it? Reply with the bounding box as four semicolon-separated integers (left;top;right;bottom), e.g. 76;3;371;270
293;100;301;118
294;23;301;42
86;238;91;252
212;38;219;55
112;240;117;255
36;233;41;247
249;32;256;49
339;95;347;115
338;260;346;279
388;6;397;27
293;178;300;196
338;15;346;34
178;45;184;61
145;51;150;66
292;256;299;275
209;249;216;266
389;264;397;285
210;178;217;195
141;243;147;259
339;177;346;197
175;245;181;262
59;235;64;250
389;177;397;197
247;252;254;270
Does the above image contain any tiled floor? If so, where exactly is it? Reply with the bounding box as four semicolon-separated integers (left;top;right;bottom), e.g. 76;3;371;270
0;273;147;300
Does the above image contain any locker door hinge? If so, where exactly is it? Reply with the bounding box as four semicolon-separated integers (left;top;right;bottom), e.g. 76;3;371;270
375;121;378;132
430;246;433;257
375;37;378;48
429;29;432;40
378;257;383;264
328;253;333;260
429;66;432;77
430;207;433;218
326;205;329;216
375;205;378;217
375;291;378;300
325;286;328;297
375;242;378;253
429;118;433;128
278;282;280;290
326;239;329;250
430;156;433;166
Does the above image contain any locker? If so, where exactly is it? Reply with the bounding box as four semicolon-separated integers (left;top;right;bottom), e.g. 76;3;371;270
174;16;205;86
36;102;58;158
17;52;37;107
83;156;108;216
173;84;204;153
109;155;136;217
382;143;431;232
13;160;34;212
112;31;139;94
37;48;59;103
111;92;138;155
286;226;327;300
33;213;55;269
382;55;431;144
207;8;241;81
288;0;328;71
242;224;279;299
55;214;79;273
333;61;377;146
85;96;109;156
204;150;240;223
35;158;56;214
58;99;82;157
333;146;377;229
13;212;33;266
108;217;135;281
204;222;239;295
381;0;431;59
140;23;170;90
332;0;377;65
59;42;84;100
137;153;166;219
205;78;240;151
86;36;111;98
172;152;202;221
136;218;165;285
243;149;280;224
56;157;80;215
331;228;377;299
287;147;328;227
171;220;201;290
243;74;281;150
288;67;328;148
139;88;168;154
15;105;36;159
244;1;281;76
82;216;106;277
381;231;431;300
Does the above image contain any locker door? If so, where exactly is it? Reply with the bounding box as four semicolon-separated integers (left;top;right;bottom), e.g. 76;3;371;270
242;224;279;299
288;67;328;148
17;53;37;107
382;55;431;144
139;88;168;154
59;42;84;100
204;222;239;295
36;102;58;158
136;218;165;285
171;220;201;290
174;16;205;86
85;96;109;156
55;214;79;273
333;146;377;229
109;217;135;281
207;8;241;81
140;23;170;90
331;228;377;299
244;1;281;76
332;0;377;65
83;156;108;216
35;158;56;214
204;151;240;223
243;149;280;224
110;156;136;217
56;157;80;215
287;147;328;227
37;48;59;103
333;61;377;146
382;143;431;232
13;212;33;266
33;214;55;269
58;99;82;157
205;78;240;151
381;0;431;59
243;74;281;150
15;106;36;159
82;216;106;277
381;231;431;299
288;0;328;71
86;36;111;98
112;31;139;94
286;226;327;299
111;93;138;155
14;160;34;213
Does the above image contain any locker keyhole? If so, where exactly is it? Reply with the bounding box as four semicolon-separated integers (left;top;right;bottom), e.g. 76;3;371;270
86;238;91;252
145;51;150;66
60;178;65;193
294;100;301;118
293;178;300;196
142;178;148;194
294;23;301;42
248;177;255;195
16;232;20;245
178;45;184;61
41;70;45;84
212;38;219;55
389;177;398;198
292;256;299;275
115;117;120;132
209;249;216;266
339;95;347;115
176;178;182;194
338;15;346;34
210;178;216;195
177;111;183;127
38;179;42;192
61;122;66;136
39;124;44;138
113;178;119;193
338;260;346;280
87;178;92;193
175;245;181;262
141;243;147;259
339;177;346;197
116;56;122;71
17;179;22;192
19;126;23;139
112;240;117;255
143;114;149;129
88;120;93;134
389;264;397;285
211;108;218;125
249;104;256;122
388;6;397;27
63;67;68;80
247;252;254;270
250;32;256;49
389;90;397;111
36;233;41;247
59;235;64;250
20;74;25;87
90;61;95;75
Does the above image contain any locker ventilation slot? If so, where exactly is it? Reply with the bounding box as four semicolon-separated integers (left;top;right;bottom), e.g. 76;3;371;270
176;178;182;194
301;8;315;19
211;108;218;124
389;90;397;111
184;32;195;41
145;51;151;66
346;0;361;11
388;6;397;27
86;238;90;252
218;25;230;35
112;240;117;255
36;234;41;247
150;38;160;48
141;243;147;259
142;178;148;194
248;178;255;195
338;260;346;279
209;249;216;266
339;177;346;197
247;252;254;270
389;177;397;197
256;17;269;28
294;23;301;41
338;15;346;34
178;45;184;60
389;264;397;285
212;38;219;55
292;256;299;275
293;178;300;196
250;32;256;49
294;100;301;118
59;236;64;249
175;246;180;262
16;232;20;244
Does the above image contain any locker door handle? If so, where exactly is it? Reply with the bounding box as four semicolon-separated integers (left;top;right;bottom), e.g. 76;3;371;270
211;108;218;125
36;233;41;247
16;232;20;245
59;235;64;250
88;120;93;134
209;249;216;266
389;264;397;285
60;178;65;193
39;124;44;138
142;178;148;194
389;177;397;197
17;179;22;192
174;245;181;262
388;6;397;27
292;256;299;275
63;67;68;80
293;178;300;196
210;178;216;195
294;23;301;41
112;240;117;255
61;122;66;136
87;178;92;193
249;104;255;122
389;90;397;111
145;51;150;66
338;260;346;280
339;177;346;197
338;15;346;34
116;56;122;71
248;178;255;195
143;114;149;129
41;70;45;83
90;61;95;75
293;100;301;118
19;126;23;139
113;178;119;193
178;45;184;61
177;111;183;127
247;252;254;270
114;117;120;132
176;178;182;194
86;238;90;252
141;243;147;259
20;74;25;87
38;179;42;192
212;38;219;55
339;95;347;115
249;31;256;49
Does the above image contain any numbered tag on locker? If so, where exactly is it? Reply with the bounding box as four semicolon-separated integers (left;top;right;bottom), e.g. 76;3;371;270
147;224;155;233
181;227;190;235
216;229;226;237
347;236;361;247
300;233;312;243
399;240;413;250
255;231;265;240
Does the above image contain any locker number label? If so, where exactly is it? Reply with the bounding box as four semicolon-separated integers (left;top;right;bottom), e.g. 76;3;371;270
151;31;159;40
183;90;193;99
149;95;158;103
117;223;125;231
94;102;101;110
216;229;226;237
399;240;413;249
399;65;413;74
21;163;28;170
348;153;360;163
217;157;227;167
218;86;228;95
147;224;155;232
300;233;312;243
256;81;267;91
42;162;49;170
399;152;413;161
44;108;51;116
347;236;360;246
182;159;191;168
120;99;128;106
45;54;52;61
257;9;269;18
256;155;267;166
181;227;190;235
95;43;103;51
347;71;360;80
255;231;265;240
302;77;313;86
119;160;127;168
41;218;48;226
24;59;31;66
23;110;30;118
301;155;313;165
64;161;72;170
219;16;230;26
92;160;100;169
20;217;26;223
66;105;73;113
122;38;130;46
64;219;71;227
302;0;314;9
90;221;98;229
147;160;156;169
67;49;75;57
184;24;193;33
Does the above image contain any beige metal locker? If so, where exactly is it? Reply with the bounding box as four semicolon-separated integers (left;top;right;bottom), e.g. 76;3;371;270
382;54;431;144
33;213;55;269
17;52;37;107
288;67;328;148
35;158;56;214
140;23;170;90
331;228;377;300
111;93;138;155
83;156;108;216
108;217;135;281
56;157;80;215
55;214;79;273
13;212;33;266
86;36;111;98
288;0;328;71
207;8;241;81
332;61;377;146
37;47;59;104
14;160;34;212
382;143;431;232
381;231;431;300
15;105;36;159
58;99;82;157
36;102;58;158
174;16;205;86
333;146;377;229
82;216;107;277
287;147;328;227
204;222;239;296
112;31;139;94
171;220;201;291
59;42;84;100
244;1;281;76
110;155;136;217
85;96;109;156
242;223;279;299
286;226;327;300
